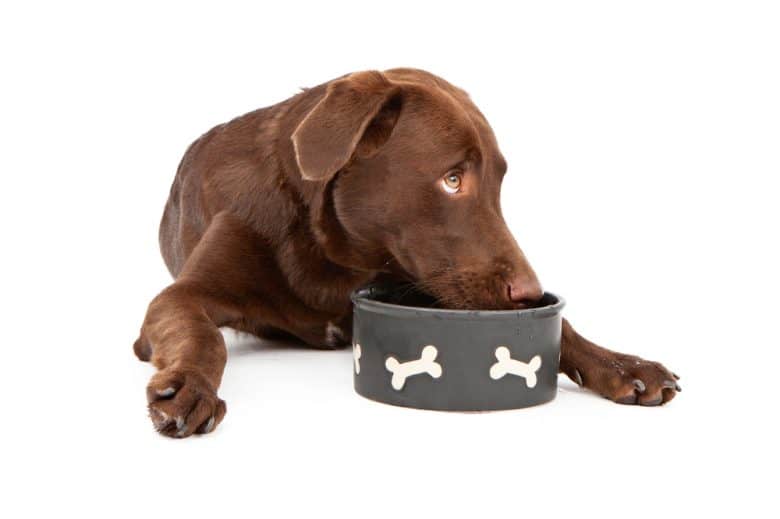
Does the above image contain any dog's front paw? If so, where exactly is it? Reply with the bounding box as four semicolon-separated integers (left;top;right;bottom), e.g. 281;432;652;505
146;368;226;438
574;354;681;406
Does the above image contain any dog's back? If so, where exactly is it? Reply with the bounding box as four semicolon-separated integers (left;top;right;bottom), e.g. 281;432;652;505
158;100;301;277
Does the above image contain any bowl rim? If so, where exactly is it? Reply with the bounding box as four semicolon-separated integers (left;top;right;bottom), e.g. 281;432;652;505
351;286;565;319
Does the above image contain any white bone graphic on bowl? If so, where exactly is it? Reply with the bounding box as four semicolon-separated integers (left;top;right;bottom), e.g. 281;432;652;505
353;343;362;374
385;345;442;390
489;346;542;388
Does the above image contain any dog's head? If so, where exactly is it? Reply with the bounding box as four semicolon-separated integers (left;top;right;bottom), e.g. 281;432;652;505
292;69;541;310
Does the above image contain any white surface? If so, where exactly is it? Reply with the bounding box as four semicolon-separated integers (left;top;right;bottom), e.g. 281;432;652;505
1;1;778;517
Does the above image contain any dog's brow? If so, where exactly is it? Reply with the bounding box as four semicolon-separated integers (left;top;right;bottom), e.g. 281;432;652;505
496;156;508;175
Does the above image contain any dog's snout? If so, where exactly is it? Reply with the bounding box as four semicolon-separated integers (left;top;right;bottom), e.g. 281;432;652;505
507;275;543;305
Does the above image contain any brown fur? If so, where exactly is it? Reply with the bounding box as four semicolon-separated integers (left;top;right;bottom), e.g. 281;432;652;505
135;68;679;437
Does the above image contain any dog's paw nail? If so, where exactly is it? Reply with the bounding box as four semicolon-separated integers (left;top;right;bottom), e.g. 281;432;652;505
662;380;677;390
573;369;583;386
640;396;663;406
150;408;172;430
672;372;680;380
157;387;176;398
632;379;646;393
202;416;216;434
675;383;682;392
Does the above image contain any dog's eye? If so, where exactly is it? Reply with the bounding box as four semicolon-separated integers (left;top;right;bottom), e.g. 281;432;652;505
442;171;462;194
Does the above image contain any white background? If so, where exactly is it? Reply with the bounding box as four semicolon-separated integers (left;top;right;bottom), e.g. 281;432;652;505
2;1;778;517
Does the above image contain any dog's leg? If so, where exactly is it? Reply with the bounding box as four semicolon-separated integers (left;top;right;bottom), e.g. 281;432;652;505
134;213;277;437
559;319;680;406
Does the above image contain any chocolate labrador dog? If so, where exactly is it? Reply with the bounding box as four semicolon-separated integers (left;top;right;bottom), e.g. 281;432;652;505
134;68;680;437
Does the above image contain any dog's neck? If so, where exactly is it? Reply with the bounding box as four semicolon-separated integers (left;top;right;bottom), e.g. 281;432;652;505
275;222;376;313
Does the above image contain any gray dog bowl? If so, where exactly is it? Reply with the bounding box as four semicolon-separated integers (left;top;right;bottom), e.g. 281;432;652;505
351;284;565;411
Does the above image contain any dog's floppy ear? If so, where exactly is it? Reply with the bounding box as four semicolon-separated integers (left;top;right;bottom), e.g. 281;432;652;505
292;71;402;181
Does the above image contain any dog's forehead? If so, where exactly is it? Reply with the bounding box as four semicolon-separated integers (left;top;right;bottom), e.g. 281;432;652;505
385;69;502;165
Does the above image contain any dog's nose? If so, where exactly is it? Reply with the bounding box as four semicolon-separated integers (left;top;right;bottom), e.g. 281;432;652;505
508;276;543;305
